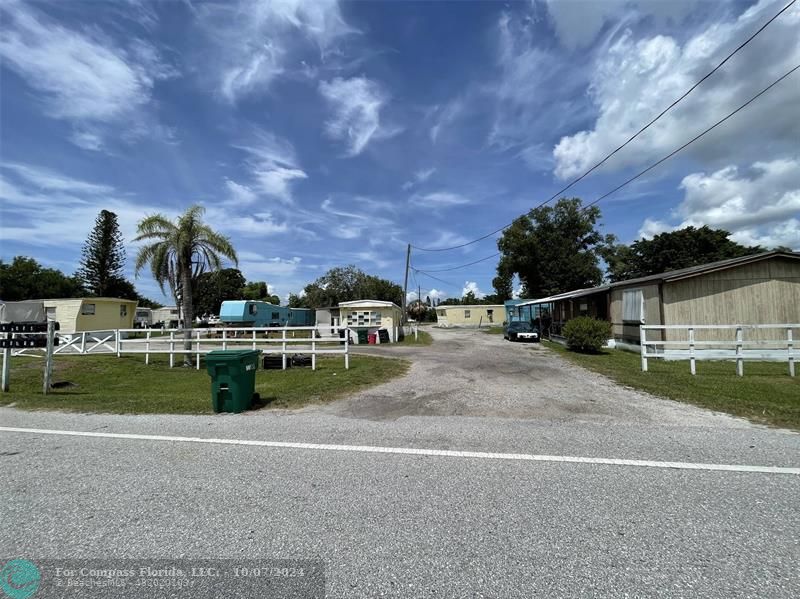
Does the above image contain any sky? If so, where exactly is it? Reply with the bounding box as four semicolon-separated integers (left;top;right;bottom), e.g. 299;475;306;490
1;0;798;305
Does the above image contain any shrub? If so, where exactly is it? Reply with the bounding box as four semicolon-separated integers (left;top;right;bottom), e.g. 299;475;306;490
562;316;612;353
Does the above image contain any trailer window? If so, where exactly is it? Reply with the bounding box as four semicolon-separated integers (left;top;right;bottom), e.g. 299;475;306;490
120;305;127;317
248;304;257;315
272;312;280;320
464;310;471;319
622;289;645;323
81;303;95;316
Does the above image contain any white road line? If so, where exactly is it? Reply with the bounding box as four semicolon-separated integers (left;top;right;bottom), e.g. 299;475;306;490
1;426;798;475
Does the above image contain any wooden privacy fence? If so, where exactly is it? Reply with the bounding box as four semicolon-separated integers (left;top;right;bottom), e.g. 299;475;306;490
11;326;351;371
640;324;798;376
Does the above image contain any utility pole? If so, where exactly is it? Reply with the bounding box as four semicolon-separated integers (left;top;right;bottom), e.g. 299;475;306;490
402;243;411;323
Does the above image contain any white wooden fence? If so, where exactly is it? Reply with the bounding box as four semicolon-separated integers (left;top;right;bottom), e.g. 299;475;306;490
640;324;797;376
12;326;351;371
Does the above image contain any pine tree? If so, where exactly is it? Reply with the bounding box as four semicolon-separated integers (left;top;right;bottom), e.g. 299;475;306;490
78;210;126;296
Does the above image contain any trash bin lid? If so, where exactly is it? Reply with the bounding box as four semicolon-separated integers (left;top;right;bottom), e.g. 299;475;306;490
206;349;262;360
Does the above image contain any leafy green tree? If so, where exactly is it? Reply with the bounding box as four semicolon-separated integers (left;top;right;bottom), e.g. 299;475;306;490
194;268;247;315
496;198;609;297
78;210;126;296
134;205;238;365
0;256;84;300
242;281;280;304
287;293;309;308
600;226;764;282
301;266;402;308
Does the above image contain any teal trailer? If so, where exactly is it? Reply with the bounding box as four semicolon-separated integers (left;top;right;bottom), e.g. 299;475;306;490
220;301;289;327
288;308;315;327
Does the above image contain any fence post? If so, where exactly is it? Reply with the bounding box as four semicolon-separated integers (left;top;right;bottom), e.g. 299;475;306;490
252;329;256;351
688;327;696;375
640;326;648;372
116;329;121;358
222;329;227;351
735;326;743;377
169;331;175;368
344;327;350;370
282;328;287;370
789;328;795;377
145;330;151;365
196;330;201;370
312;337;316;371
43;320;55;394
80;332;86;354
1;344;10;392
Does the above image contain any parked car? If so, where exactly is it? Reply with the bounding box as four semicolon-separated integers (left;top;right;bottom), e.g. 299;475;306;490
504;321;540;342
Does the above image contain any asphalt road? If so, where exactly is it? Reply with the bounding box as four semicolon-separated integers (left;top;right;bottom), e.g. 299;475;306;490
1;328;799;597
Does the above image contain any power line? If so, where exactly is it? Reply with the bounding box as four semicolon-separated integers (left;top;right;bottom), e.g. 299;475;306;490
582;63;800;210
412;252;501;273
408;63;799;276
409;0;796;253
412;268;462;289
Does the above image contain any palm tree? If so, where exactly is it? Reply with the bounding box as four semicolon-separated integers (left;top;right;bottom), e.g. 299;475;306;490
134;205;238;366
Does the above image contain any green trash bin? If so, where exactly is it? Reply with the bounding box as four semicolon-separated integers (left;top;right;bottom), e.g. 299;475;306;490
205;350;262;413
356;329;369;345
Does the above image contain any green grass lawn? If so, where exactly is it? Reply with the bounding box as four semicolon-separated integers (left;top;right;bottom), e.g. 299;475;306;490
0;353;409;414
397;330;433;346
544;341;800;430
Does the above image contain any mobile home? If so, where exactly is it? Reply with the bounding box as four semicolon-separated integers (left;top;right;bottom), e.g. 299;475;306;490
151;306;181;327
220;301;289;327
435;304;505;328
134;307;153;328
41;297;137;334
288;307;315;327
338;300;402;342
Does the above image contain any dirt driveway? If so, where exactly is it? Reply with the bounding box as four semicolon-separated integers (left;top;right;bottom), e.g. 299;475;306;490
315;327;752;427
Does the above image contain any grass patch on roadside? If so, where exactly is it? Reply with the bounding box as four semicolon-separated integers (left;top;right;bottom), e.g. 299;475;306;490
544;341;800;430
397;330;433;346
0;353;409;414
481;326;505;335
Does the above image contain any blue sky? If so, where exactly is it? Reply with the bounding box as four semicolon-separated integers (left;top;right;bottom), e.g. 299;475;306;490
1;0;798;304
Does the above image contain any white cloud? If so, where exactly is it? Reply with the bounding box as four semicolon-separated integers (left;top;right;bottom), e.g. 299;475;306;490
201;0;356;102
402;167;437;190
0;162;114;195
409;191;471;208
0;164;173;248
239;256;302;278
319;76;395;156
637;158;800;250
543;0;700;51
462;281;486;299
0;1;175;147
427;288;446;302
512;285;523;300
231;131;308;203
487;11;590;155
429;98;464;143
553;0;800;179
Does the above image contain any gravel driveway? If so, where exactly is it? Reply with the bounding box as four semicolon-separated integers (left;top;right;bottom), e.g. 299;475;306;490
321;327;753;427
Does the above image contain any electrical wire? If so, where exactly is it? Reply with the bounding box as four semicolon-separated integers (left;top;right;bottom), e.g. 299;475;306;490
412;268;462;289
409;0;797;252
406;63;800;275
412;252;501;273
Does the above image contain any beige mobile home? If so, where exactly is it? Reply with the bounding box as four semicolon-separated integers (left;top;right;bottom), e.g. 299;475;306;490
41;297;137;334
527;251;800;347
338;300;402;342
609;251;800;345
152;306;181;327
435;304;504;328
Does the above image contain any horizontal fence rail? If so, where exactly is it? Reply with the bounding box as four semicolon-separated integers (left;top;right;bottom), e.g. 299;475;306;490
11;326;353;371
640;324;798;376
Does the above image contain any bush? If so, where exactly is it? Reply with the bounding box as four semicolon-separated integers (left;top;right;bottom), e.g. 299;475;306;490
562;316;612;353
